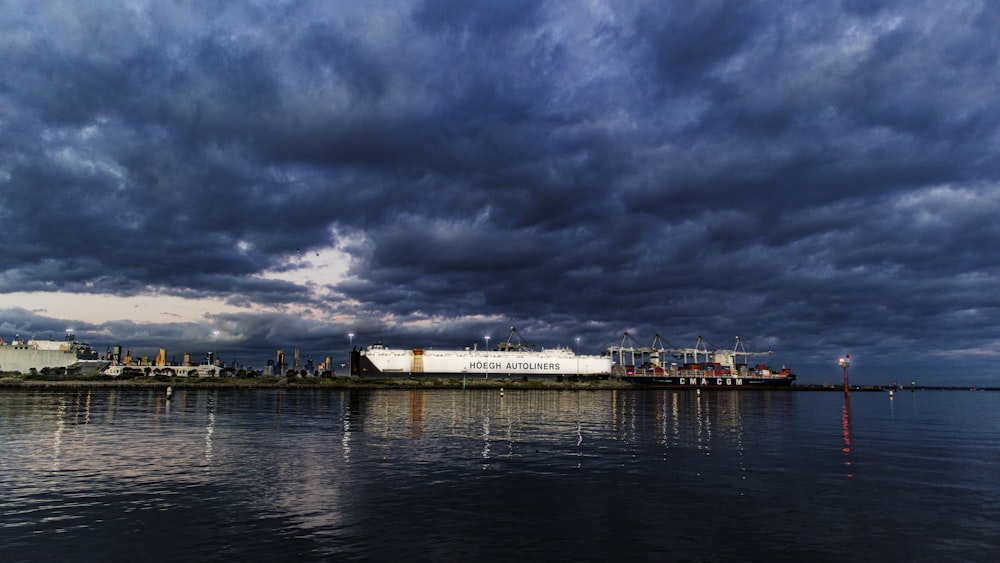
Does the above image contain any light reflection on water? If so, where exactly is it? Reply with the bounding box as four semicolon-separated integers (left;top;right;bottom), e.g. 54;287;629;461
1;387;999;561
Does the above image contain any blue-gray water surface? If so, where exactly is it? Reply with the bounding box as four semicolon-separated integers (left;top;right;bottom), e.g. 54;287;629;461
1;387;998;562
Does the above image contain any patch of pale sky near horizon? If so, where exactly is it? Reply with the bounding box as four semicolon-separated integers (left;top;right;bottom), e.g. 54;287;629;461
0;291;245;325
0;244;355;327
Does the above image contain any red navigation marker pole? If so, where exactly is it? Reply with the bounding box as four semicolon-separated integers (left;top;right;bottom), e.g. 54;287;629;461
838;354;852;477
839;354;851;393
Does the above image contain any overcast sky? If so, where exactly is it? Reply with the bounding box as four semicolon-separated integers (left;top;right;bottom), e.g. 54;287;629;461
2;1;998;385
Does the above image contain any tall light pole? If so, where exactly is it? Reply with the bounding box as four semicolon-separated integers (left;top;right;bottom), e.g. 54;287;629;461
211;330;220;367
576;337;581;376
839;354;851;393
484;335;490;379
348;333;355;376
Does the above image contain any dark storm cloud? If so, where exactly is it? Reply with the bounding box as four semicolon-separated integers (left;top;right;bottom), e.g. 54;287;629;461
1;1;999;384
637;1;763;91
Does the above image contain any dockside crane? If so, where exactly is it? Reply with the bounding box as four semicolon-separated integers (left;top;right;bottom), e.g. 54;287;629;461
608;332;643;367
665;336;715;365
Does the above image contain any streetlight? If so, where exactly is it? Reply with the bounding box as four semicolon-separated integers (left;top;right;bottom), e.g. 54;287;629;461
213;330;220;363
576;337;581;376
484;335;490;379
348;333;355;376
839;354;851;393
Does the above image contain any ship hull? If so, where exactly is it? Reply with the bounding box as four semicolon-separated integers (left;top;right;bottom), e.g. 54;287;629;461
0;349;108;375
0;337;109;376
356;347;612;379
621;375;795;388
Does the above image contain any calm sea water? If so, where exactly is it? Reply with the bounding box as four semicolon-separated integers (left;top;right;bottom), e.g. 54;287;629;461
1;387;998;562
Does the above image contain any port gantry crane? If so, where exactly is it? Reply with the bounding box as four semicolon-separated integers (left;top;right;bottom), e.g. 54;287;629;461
662;335;715;365
608;332;678;374
608;332;644;369
658;336;773;370
608;333;775;375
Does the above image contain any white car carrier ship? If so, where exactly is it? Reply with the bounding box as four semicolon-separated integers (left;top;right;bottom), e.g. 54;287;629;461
353;327;612;379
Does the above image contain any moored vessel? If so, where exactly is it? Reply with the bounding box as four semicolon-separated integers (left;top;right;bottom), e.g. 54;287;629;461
610;334;795;388
354;327;612;378
0;333;109;375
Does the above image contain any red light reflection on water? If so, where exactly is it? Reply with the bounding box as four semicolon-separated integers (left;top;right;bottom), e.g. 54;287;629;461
842;392;853;478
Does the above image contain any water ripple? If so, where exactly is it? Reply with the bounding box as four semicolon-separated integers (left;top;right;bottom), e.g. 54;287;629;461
2;388;999;561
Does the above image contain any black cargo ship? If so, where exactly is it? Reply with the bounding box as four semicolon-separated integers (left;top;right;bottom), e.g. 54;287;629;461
609;334;795;388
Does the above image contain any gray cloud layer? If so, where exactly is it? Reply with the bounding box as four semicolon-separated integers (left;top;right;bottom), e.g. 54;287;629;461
2;1;998;384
